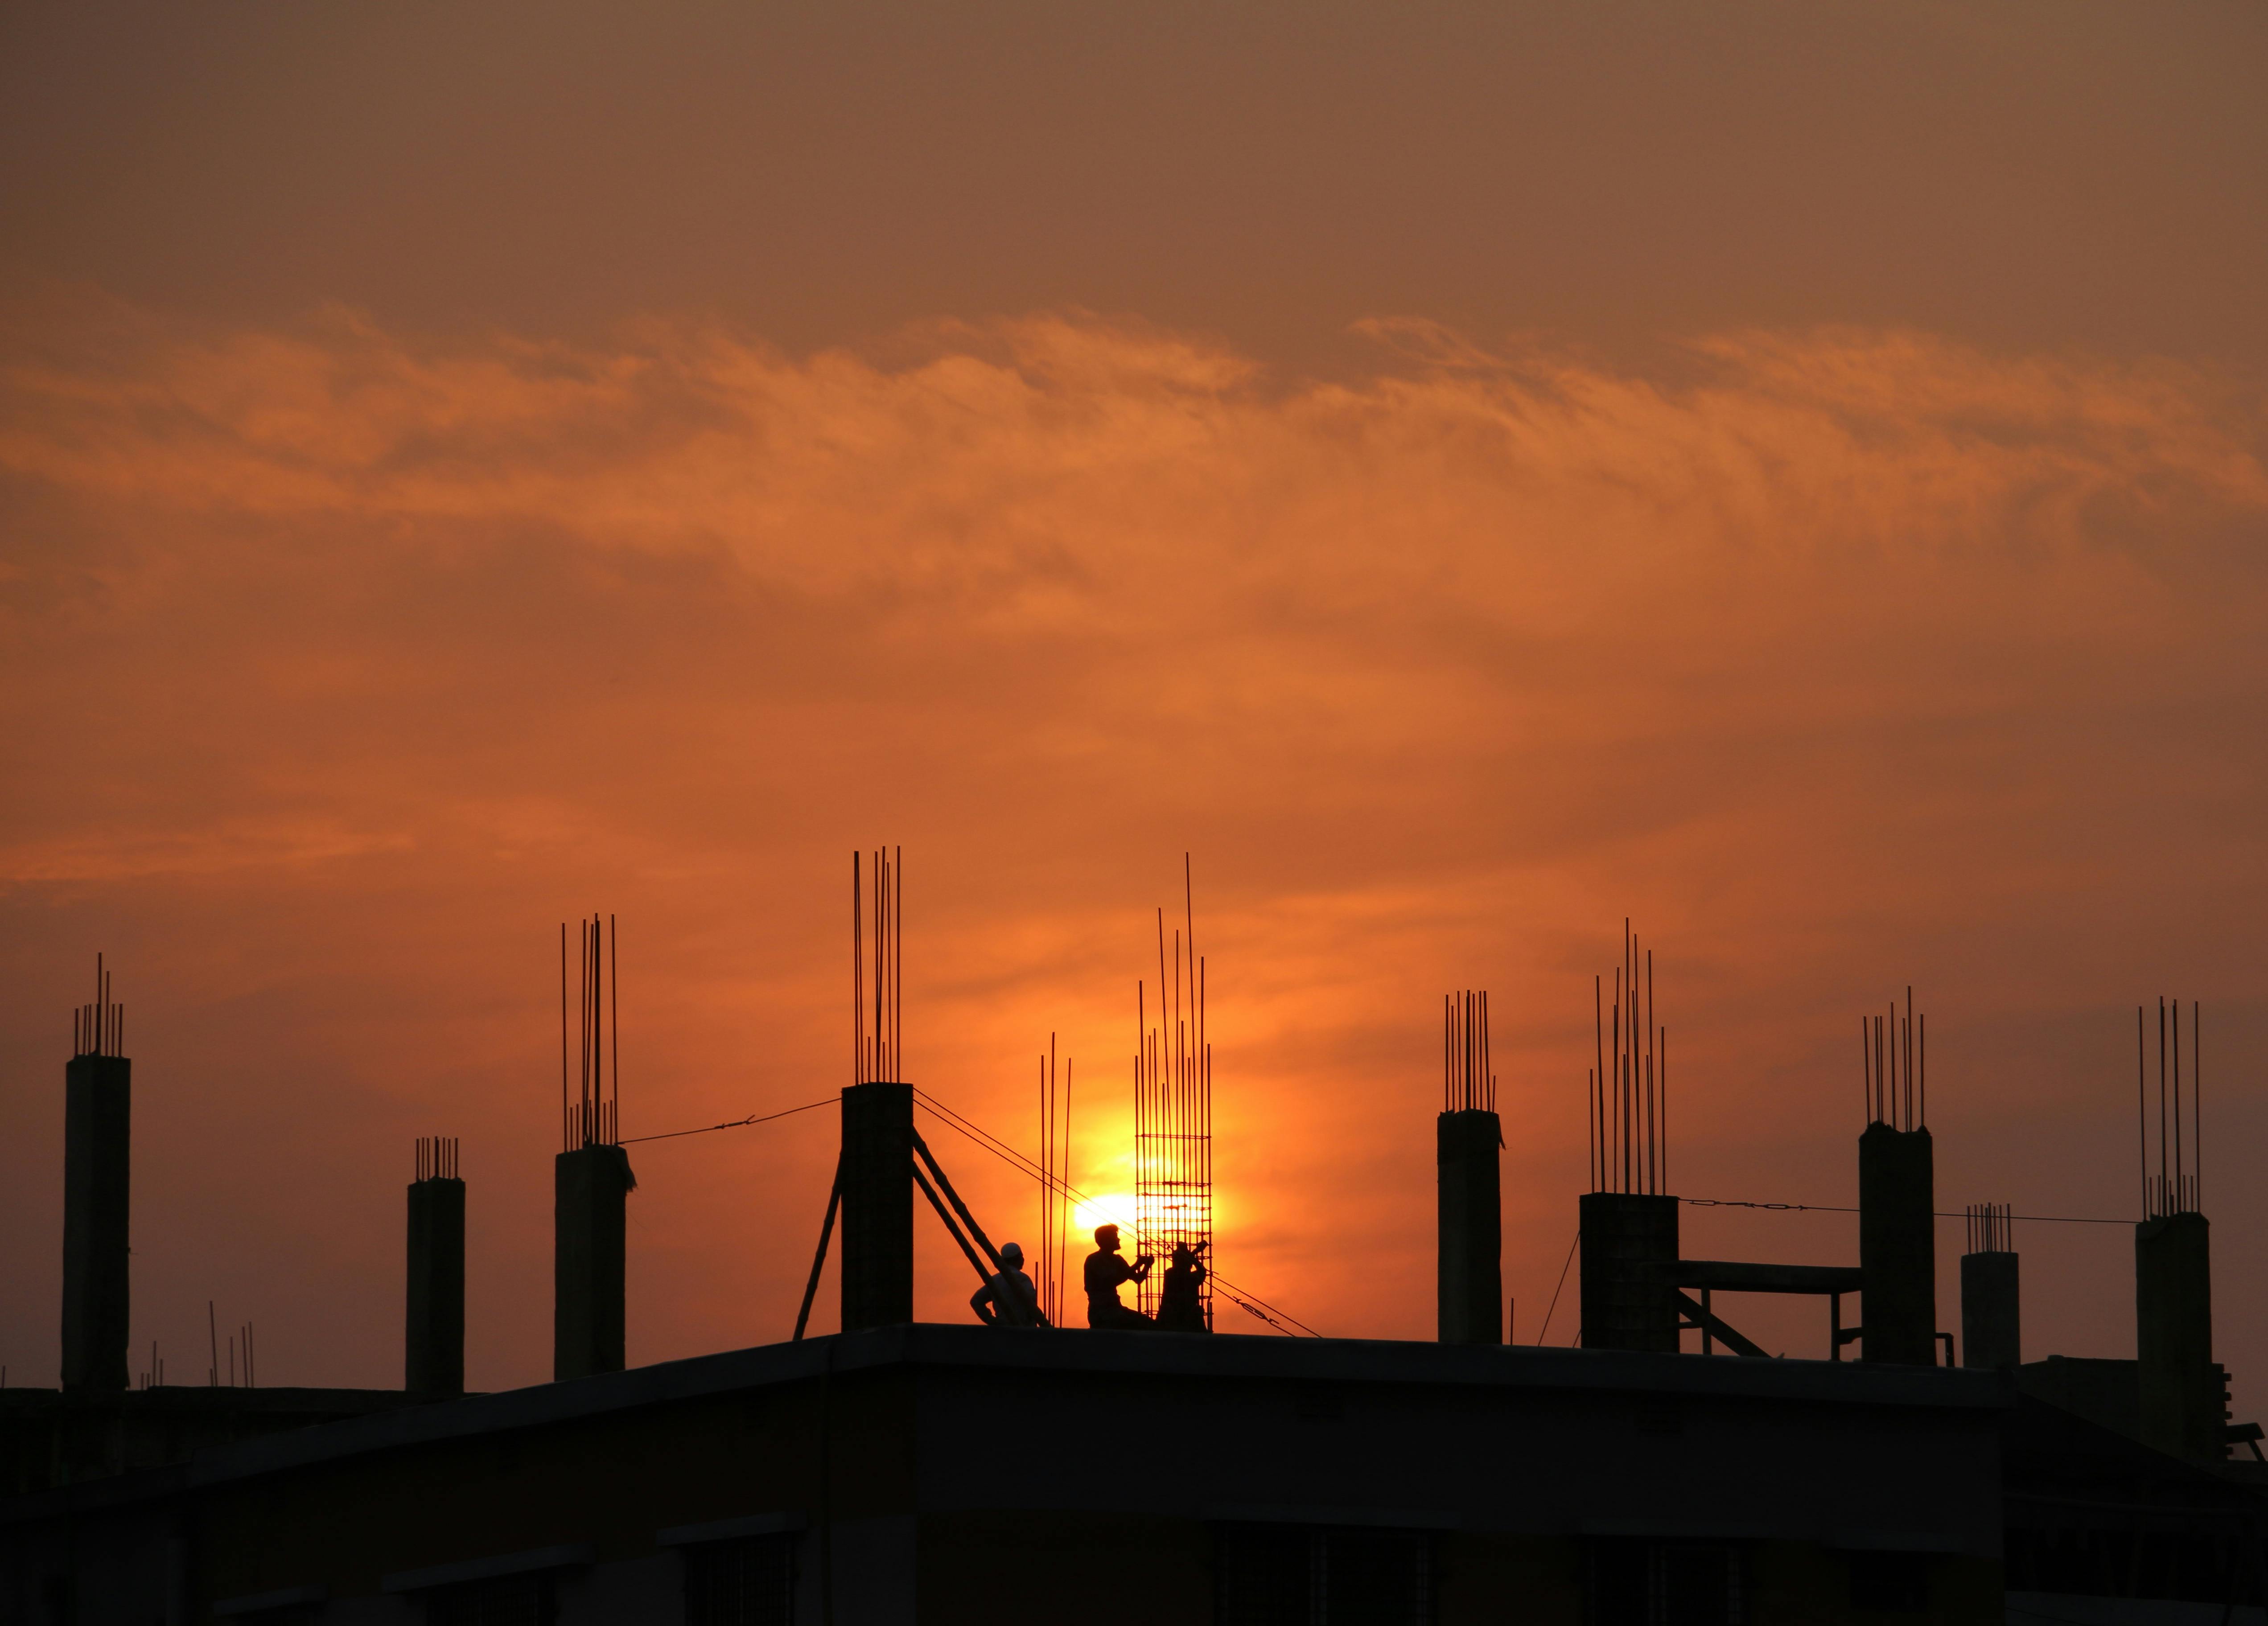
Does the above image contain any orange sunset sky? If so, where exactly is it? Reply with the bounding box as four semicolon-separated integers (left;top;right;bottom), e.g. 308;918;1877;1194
3;4;2266;1400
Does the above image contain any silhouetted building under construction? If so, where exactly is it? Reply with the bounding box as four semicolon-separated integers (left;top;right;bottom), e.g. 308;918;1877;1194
4;941;2261;1624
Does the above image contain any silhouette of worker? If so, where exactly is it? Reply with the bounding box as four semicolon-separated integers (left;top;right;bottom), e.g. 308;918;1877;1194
970;1241;1044;1328
1154;1240;1210;1333
1083;1224;1155;1330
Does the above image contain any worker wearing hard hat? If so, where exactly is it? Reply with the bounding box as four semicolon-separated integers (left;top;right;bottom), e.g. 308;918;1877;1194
970;1240;1045;1327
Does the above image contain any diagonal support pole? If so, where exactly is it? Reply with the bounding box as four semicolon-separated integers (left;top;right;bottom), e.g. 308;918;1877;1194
793;1158;844;1343
913;1160;993;1288
1675;1290;1770;1359
912;1131;1050;1327
913;1131;1004;1269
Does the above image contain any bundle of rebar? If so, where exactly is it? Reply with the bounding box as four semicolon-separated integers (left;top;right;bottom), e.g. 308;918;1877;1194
2140;998;2202;1220
1443;990;1494;1114
1965;1201;2013;1254
1862;988;1924;1131
852;848;903;1084
561;915;621;1150
71;953;123;1059
1589;920;1667;1195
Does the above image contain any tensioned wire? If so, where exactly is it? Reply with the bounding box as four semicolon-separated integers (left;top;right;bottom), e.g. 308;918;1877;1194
1681;1197;2129;1224
620;1097;836;1144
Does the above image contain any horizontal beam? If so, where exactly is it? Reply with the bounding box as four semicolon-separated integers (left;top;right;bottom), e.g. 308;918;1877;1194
1651;1260;1864;1296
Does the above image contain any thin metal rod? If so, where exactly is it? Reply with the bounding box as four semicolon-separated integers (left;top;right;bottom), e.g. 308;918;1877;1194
852;852;862;1084
1483;988;1493;1114
893;845;902;1081
1613;966;1624;1191
2172;998;2182;1208
610;914;620;1140
1595;977;1605;1190
1062;1055;1073;1325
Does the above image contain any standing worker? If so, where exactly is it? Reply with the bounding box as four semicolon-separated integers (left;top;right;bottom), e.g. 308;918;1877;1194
970;1241;1046;1327
1154;1241;1210;1332
1083;1224;1155;1330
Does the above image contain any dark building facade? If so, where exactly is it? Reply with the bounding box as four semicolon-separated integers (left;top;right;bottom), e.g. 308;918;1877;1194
2;1326;2015;1625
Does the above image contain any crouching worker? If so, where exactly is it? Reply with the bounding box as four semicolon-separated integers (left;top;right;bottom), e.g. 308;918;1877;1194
1083;1224;1156;1330
1154;1240;1210;1332
970;1241;1046;1327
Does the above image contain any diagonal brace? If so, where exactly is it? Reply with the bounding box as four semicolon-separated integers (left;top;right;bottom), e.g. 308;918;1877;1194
911;1132;1004;1270
1675;1290;1771;1359
913;1159;995;1289
792;1157;843;1342
912;1130;1050;1328
913;1161;1050;1328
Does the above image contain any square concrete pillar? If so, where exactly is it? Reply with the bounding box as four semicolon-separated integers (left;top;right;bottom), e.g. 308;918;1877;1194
1959;1250;2019;1370
840;1082;914;1333
1860;1123;1937;1365
407;1174;466;1396
2136;1211;2218;1460
1579;1191;1679;1352
555;1143;634;1380
1437;1109;1502;1345
62;1053;131;1394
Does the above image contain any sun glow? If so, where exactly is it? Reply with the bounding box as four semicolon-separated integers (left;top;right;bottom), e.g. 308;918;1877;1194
1070;1191;1137;1240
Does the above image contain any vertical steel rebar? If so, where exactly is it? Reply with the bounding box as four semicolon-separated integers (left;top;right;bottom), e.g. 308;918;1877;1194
1595;977;1606;1191
2158;997;2168;1215
2159;989;2177;1206
852;853;862;1084
610;915;620;1141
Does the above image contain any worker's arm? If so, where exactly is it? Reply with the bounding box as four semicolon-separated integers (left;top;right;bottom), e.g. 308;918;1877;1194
969;1281;998;1326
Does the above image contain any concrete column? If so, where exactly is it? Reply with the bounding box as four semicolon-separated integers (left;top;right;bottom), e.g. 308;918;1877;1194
840;1082;914;1332
1437;1109;1502;1344
1578;1191;1679;1352
554;1143;634;1380
1959;1250;2019;1370
62;1053;131;1393
1859;1123;1937;1364
406;1174;466;1396
2136;1211;2218;1460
